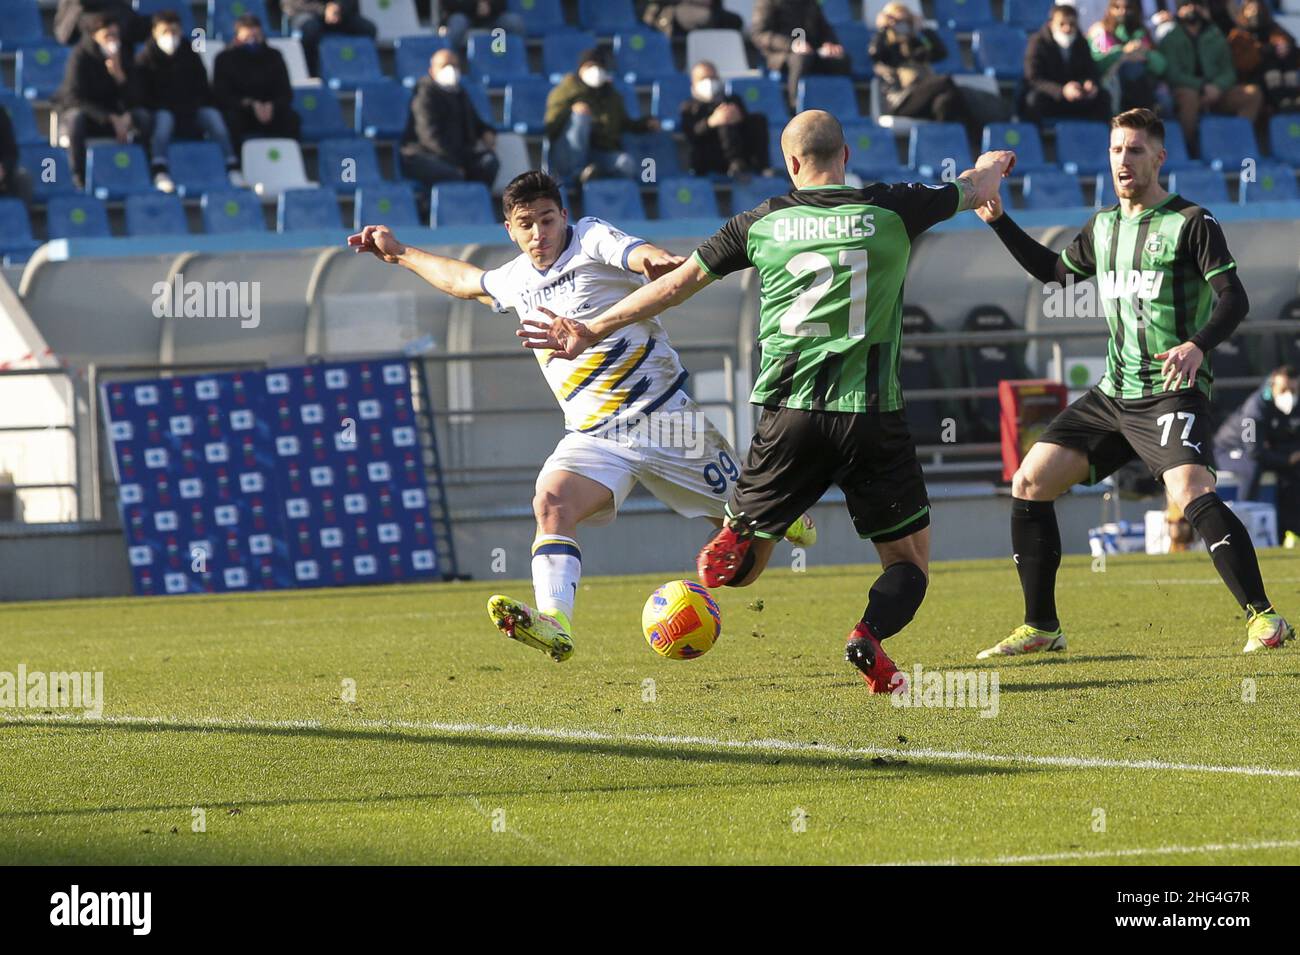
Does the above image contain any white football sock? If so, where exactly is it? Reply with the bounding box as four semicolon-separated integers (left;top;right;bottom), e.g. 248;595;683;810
531;535;581;626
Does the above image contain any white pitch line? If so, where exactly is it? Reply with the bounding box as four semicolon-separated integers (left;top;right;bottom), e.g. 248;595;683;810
6;713;1300;779
878;839;1300;866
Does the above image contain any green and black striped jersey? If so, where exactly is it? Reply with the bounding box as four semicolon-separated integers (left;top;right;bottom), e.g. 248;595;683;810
692;181;960;413
1060;193;1236;400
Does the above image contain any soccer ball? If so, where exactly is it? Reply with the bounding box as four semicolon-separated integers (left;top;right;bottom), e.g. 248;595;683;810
642;580;722;660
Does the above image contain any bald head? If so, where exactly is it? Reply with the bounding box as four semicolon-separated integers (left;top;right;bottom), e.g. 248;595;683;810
782;111;845;167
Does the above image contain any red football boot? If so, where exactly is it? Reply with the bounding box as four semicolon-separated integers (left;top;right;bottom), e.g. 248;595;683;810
844;622;905;695
696;518;755;588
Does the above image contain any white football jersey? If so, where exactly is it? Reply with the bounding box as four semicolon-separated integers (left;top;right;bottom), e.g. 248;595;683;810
480;217;687;434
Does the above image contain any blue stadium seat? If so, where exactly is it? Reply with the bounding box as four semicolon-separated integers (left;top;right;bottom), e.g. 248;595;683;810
293;87;350;141
651;75;692;131
836;22;874;79
320;35;382;90
508;0;567;37
277;187;342;231
972;24;1027;80
355;80;412;139
430;181;494;227
1054;119;1109;175
797;75;861;118
1159;121;1200;170
908;122;971;179
933;0;995;31
86;144;154;200
614;78;641;119
394;34;450;86
930;27;965;73
209;0;273;41
658;176;719;219
613;30;675;84
1197;116;1259;171
0;2;43;50
466;30;533;87
843;121;908;179
727;77;790;125
463;81;498;129
0;198;39;263
767;125;784;169
1094;169;1116;207
136;0;197;37
17;45;70;100
1003;0;1054;30
1168;168;1230;207
47;196;112;239
731;174;790;213
1;94;45;145
577;0;637;34
1022;170;1086;209
982;122;1048;170
820;0;853;23
18;145;75;201
1239;161;1299;203
168;141;230;198
582;179;646;221
125;192;189;236
543;31;596;83
623;130;681;178
316;137;385;192
504;82;553;135
201;189;266;233
355;184;421;228
1268;113;1300;167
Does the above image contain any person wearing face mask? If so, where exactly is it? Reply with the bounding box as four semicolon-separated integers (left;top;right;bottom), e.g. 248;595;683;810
54;13;153;190
752;0;850;110
869;3;971;128
544;49;659;186
1213;366;1300;541
282;1;378;78
1159;1;1262;150
1228;0;1300;113
678;61;769;180
1087;0;1167;110
212;14;300;152
399;50;500;197
135;11;243;193
1024;4;1111;121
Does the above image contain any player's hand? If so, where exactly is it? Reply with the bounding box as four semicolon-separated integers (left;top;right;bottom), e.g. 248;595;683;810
347;224;407;263
975;149;1016;178
975;193;1003;223
638;250;685;280
517;308;604;360
1154;342;1203;391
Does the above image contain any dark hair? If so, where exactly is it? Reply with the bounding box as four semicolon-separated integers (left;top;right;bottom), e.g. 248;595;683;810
1111;107;1165;144
152;10;182;28
1101;0;1143;34
577;46;608;69
1049;3;1078;19
81;12;115;34
1275;364;1299;379
502;171;564;218
233;12;263;32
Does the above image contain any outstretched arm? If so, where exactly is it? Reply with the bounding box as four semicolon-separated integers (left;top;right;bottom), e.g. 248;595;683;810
348;224;495;306
626;242;686;280
974;195;1072;285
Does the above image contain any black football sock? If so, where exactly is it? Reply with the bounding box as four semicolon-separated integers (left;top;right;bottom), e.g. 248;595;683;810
861;561;928;641
1011;497;1061;631
1183;492;1271;615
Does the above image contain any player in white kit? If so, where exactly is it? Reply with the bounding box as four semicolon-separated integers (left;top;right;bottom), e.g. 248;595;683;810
348;171;815;661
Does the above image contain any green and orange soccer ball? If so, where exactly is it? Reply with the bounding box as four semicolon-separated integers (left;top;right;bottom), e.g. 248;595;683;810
642;580;722;660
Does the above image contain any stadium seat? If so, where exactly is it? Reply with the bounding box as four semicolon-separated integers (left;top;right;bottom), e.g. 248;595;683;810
467;31;534;88
908;122;971;179
1159;121;1200;170
293;87;350;141
651;75;693;131
509;0;567;36
268;37;314;88
657;176;720;219
835;22;874;80
1197;115;1259;171
1239;162;1300;203
490;132;531;194
982;122;1048;171
17;45;70;101
135;0;197;39
241;139;311;196
1094;169;1117;207
582;179;646;221
1208;336;1258;415
503;82;554;135
898;306;951;446
359;0;421;42
0;1;43;50
201;189;267;233
613;78;642;120
929;26;965;73
1054;120;1109;175
543;31;596;83
355;80;412;139
209;0;272;41
972;24;1027;80
1168;167;1230;207
1022;169;1087;209
0;198;39;263
1003;0;1053;30
577;0;637;34
429;181;494;227
355;184;421;228
843;121;909;179
960;305;1032;441
1;94;45;146
730;174;790;213
394;34;450;87
1268;113;1300;167
623;131;682;178
46;195;112;239
820;0;854;23
463;81;499;129
797;76;861;118
316;137;385;192
726;77;790;125
320;36;382;90
933;0;995;31
86;144;154;200
168;142;231;198
124;192;189;236
613;30;675;84
685;30;756;79
18;145;75;201
277;187;343;231
766;124;784;169
198;38;225;80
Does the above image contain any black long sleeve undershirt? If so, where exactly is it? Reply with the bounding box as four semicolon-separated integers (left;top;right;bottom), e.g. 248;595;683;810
988;212;1070;286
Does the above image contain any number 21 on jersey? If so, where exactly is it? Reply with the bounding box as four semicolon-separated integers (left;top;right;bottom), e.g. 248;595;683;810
780;250;868;339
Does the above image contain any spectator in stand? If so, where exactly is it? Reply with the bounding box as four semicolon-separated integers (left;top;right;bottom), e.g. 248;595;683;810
54;0;149;47
680;60;768;180
638;0;744;37
1213;366;1300;544
752;0;849;110
1229;0;1300;113
1024;4;1111;121
400;50;500;192
1088;0;1167;110
54;13;152;190
438;1;526;50
281;1;378;77
0;107;32;202
1160;1;1262;149
136;11;243;193
213;14;300;151
545;48;658;185
869;2;970;126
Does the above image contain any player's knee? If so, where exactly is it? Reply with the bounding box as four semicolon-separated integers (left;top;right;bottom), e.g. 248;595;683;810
1012;466;1042;500
532;488;570;530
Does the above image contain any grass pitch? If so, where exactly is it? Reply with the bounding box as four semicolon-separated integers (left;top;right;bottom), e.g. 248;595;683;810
3;551;1299;865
